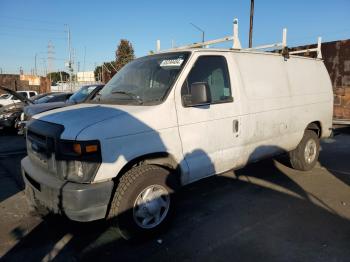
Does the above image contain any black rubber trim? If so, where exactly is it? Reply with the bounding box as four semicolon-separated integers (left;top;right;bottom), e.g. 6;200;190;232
25;172;41;191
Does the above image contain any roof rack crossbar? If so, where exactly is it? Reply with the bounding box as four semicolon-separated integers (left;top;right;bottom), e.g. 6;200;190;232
243;28;287;51
289;37;322;59
159;36;233;52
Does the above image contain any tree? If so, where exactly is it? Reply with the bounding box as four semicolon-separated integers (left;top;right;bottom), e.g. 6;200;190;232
94;65;102;81
115;39;135;71
93;39;135;83
94;61;117;83
47;71;69;83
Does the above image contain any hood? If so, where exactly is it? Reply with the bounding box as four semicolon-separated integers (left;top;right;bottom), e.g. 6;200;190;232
0;86;33;105
34;102;176;140
24;101;68;117
0;102;24;114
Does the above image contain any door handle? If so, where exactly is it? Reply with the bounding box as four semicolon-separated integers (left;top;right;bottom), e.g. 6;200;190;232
233;120;239;134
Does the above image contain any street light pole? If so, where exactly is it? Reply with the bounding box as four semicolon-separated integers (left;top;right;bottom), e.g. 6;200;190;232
190;23;205;43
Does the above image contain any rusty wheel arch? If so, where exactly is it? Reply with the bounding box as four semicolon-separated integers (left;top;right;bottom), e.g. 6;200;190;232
115;152;181;183
306;121;322;137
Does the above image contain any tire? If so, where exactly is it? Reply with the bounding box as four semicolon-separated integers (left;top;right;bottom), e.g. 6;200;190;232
107;164;179;240
289;130;320;171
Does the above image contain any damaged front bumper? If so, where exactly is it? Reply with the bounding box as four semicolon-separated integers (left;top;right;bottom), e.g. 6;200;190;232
21;156;114;222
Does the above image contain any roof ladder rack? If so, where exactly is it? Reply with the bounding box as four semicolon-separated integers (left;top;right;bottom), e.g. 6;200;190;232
154;18;322;59
289;37;322;59
243;28;288;51
155;18;242;53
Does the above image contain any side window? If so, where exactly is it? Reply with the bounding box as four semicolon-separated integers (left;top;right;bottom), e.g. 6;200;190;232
29;92;36;97
20;92;28;98
182;56;232;103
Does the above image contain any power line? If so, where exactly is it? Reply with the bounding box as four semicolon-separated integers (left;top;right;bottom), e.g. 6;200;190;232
0;15;64;25
0;24;64;33
0;32;66;40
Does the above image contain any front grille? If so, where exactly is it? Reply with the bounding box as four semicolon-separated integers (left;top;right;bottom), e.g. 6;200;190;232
27;130;46;145
26;120;64;178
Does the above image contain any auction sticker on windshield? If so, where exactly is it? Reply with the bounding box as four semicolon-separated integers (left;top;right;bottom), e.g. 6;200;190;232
160;58;184;68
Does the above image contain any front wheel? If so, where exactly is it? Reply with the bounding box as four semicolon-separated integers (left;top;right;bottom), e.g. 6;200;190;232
289;130;320;171
107;164;178;240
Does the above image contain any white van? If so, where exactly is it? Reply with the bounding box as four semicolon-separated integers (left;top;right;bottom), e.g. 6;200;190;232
21;48;333;239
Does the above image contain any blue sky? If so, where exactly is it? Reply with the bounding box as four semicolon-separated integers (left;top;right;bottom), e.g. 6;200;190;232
0;0;349;75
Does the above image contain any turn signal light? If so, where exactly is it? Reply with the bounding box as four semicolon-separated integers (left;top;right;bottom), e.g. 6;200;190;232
73;143;82;155
86;145;98;153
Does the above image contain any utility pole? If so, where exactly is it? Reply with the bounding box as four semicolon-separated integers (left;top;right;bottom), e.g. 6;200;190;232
47;41;55;74
34;53;37;76
101;64;104;83
42;58;47;76
83;46;86;82
190;23;205;43
249;0;255;48
65;24;73;88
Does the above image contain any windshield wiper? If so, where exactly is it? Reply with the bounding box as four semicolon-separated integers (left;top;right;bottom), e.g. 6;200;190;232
111;91;143;104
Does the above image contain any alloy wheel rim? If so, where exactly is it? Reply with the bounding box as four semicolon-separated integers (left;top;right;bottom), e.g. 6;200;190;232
304;139;317;164
133;185;170;229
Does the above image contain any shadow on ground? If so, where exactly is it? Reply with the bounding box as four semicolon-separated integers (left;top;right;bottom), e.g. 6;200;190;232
3;159;350;261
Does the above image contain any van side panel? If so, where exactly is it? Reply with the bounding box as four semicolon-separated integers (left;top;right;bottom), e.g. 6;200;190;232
232;52;333;163
285;57;333;138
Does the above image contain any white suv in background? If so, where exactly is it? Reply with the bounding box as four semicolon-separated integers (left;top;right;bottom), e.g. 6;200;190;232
0;90;38;107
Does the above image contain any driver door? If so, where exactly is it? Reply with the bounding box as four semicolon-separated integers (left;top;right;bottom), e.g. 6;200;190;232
175;53;243;182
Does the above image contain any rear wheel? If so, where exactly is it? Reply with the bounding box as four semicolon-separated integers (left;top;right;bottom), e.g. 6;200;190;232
107;164;178;240
289;130;320;171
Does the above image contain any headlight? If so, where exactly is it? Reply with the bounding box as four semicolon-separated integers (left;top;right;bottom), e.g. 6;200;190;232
56;140;102;183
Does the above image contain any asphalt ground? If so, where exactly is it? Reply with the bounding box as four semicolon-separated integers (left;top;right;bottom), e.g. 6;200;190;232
0;127;349;262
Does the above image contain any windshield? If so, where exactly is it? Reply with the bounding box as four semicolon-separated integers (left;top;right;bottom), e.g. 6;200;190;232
69;85;98;103
35;95;55;104
96;52;189;105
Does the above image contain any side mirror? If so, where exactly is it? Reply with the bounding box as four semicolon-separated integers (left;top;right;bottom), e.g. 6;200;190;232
183;82;211;107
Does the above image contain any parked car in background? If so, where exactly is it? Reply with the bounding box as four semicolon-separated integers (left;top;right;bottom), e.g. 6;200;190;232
18;84;104;134
22;84;103;120
33;92;72;104
0;86;72;131
0;90;37;107
0;87;34;130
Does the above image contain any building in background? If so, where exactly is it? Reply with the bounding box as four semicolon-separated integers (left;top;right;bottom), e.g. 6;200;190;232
77;71;95;83
0;74;50;94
